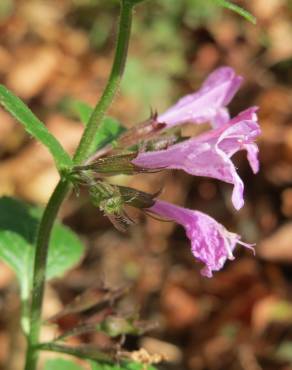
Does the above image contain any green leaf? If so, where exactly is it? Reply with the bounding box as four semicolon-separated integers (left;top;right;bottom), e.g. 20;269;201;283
47;222;84;280
90;361;158;370
90;364;123;370
91;116;126;151
0;85;73;171
72;101;93;125
70;100;125;152
0;231;32;299
213;0;256;24
40;345;158;370
125;363;157;370
0;197;84;299
44;358;84;370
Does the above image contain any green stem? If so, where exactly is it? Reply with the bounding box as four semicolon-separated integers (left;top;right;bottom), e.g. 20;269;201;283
35;342;113;362
74;0;133;163
24;180;71;370
23;2;134;370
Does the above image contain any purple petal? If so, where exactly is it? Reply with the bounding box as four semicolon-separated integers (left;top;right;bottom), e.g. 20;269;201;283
202;66;243;106
211;107;230;128
229;106;258;125
133;108;260;210
217;107;261;174
148;200;254;277
157;67;243;128
246;143;259;173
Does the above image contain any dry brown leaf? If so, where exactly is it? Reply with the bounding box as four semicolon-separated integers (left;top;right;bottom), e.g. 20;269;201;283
6;47;60;99
266;18;292;63
258;223;292;262
251;295;292;334
140;337;182;364
281;188;292;217
0;115;83;202
161;284;200;329
250;0;285;21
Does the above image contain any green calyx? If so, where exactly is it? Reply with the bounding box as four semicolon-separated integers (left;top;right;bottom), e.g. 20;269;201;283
88;182;157;233
81;153;139;176
90;182;133;232
118;186;156;209
90;182;122;214
72;152;156;179
101;195;124;215
90;182;156;213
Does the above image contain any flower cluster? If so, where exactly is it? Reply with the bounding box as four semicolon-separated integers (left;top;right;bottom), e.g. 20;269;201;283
131;67;260;276
76;67;260;277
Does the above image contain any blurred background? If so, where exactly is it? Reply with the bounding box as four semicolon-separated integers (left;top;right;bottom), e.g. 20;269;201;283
0;0;292;369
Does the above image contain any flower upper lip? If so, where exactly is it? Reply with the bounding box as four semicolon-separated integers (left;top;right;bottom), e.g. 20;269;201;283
157;66;243;128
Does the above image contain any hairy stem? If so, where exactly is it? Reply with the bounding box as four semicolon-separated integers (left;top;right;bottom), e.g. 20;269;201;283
24;2;134;369
24;180;70;370
74;0;133;163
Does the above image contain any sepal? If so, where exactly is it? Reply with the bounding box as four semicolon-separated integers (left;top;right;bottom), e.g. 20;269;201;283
89;182;157;232
73;153;158;178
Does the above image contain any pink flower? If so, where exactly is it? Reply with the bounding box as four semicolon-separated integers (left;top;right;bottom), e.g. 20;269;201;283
148;200;254;277
158;66;243;128
133;107;260;210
